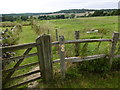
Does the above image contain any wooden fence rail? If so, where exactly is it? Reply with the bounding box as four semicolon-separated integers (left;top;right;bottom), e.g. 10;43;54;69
1;32;120;88
1;39;117;51
2;53;37;63
2;43;37;53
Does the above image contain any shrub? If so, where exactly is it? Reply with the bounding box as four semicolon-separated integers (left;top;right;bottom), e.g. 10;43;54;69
78;58;110;72
1;24;22;46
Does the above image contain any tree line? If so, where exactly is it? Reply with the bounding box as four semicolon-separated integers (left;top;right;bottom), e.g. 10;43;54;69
89;9;120;17
2;9;120;22
2;14;75;21
2;15;29;22
38;14;76;20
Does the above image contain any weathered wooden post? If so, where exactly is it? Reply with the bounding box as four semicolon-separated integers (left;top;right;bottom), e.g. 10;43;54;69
48;29;50;34
109;32;119;69
59;36;66;78
36;34;53;82
97;36;103;49
75;31;80;56
56;29;59;41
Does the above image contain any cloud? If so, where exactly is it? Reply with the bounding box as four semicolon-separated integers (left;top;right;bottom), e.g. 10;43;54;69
0;0;119;14
119;1;120;9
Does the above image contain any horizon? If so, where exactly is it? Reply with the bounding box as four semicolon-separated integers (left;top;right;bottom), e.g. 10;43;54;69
1;8;118;15
0;0;119;14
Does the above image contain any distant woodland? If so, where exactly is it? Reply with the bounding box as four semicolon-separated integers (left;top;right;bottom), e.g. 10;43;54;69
2;9;120;22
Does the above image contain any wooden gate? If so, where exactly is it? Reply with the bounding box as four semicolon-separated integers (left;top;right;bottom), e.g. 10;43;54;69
2;35;53;88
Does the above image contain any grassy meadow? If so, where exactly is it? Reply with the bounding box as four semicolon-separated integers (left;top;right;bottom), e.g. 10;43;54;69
18;16;118;43
41;16;118;40
3;16;119;88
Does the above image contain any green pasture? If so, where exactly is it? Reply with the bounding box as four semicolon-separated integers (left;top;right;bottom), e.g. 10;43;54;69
40;16;118;40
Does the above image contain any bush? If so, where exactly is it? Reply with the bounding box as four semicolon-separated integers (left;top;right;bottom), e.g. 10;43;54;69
66;65;81;79
78;58;110;72
1;24;22;46
112;59;120;71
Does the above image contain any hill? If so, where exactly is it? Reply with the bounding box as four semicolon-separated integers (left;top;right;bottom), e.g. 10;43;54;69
2;9;117;16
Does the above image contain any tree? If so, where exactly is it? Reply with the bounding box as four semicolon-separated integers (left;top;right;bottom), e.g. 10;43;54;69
71;14;75;18
92;10;104;16
21;16;28;21
2;16;16;22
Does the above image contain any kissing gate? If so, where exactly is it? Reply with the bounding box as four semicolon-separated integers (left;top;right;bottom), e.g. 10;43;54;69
1;32;120;88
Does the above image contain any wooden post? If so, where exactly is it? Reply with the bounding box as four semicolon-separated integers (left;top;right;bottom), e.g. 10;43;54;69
109;32;119;69
36;34;53;82
48;29;50;34
97;36;103;49
75;31;80;56
59;36;66;78
56;29;58;41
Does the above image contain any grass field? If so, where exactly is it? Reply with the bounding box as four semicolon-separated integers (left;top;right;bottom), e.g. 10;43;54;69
17;16;118;44
3;16;119;88
40;16;118;40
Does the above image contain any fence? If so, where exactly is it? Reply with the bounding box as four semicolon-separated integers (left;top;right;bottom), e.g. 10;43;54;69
1;32;120;88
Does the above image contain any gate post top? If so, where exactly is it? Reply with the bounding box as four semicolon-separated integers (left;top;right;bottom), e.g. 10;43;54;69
113;32;120;36
75;31;80;33
59;35;64;40
113;31;120;34
112;32;119;40
36;34;51;40
59;36;65;44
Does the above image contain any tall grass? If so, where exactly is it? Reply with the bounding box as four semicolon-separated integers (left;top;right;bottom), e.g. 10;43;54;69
32;20;51;34
31;20;56;41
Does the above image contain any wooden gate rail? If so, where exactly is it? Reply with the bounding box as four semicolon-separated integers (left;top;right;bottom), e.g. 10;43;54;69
2;62;39;73
2;53;37;63
8;77;41;89
9;70;41;80
2;42;37;53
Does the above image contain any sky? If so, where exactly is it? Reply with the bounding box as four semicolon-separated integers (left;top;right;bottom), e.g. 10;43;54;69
0;0;120;14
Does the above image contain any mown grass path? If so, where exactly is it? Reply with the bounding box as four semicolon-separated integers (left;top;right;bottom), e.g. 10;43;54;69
19;26;37;44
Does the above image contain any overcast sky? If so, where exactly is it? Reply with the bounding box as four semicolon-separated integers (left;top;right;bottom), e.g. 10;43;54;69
0;0;120;14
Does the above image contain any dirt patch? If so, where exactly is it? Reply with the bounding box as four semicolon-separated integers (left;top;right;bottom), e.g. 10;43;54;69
23;66;40;88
